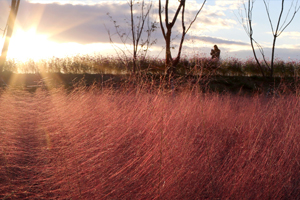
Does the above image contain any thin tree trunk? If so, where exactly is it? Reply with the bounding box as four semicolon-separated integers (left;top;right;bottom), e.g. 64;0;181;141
130;0;136;73
270;36;277;78
165;30;173;75
250;37;265;77
0;0;20;73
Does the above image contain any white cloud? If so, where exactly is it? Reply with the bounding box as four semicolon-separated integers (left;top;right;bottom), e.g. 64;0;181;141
281;31;300;39
26;0;112;5
275;44;300;49
214;0;240;10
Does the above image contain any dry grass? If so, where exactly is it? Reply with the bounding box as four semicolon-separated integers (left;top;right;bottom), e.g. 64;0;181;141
0;85;299;199
3;55;300;77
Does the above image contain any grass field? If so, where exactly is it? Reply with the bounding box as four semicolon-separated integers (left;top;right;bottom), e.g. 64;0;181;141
0;83;299;199
3;54;300;77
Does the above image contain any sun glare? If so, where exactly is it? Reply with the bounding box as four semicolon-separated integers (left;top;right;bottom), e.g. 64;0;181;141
5;28;116;62
7;28;58;61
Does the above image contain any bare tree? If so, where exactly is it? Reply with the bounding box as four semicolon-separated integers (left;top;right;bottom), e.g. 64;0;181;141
158;0;206;76
106;0;157;74
0;0;20;73
239;0;300;78
239;0;266;77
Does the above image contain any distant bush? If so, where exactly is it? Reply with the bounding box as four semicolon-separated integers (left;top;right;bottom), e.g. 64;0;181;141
219;57;243;76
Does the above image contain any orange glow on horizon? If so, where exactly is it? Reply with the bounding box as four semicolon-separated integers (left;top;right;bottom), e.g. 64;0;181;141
4;27;116;62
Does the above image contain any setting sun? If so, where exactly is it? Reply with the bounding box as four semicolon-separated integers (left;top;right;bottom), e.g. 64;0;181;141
7;28;57;61
6;28;116;62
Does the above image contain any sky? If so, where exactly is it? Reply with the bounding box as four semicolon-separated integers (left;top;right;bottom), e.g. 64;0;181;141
0;0;299;62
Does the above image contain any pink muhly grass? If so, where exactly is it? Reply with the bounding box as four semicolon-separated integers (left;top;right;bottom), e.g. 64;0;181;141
0;86;299;199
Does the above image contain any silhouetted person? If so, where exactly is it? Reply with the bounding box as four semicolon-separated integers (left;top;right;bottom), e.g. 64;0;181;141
210;45;220;59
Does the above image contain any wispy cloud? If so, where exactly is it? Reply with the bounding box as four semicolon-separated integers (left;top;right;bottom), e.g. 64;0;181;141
281;31;300;39
26;0;108;5
214;0;240;10
188;35;248;46
17;1;131;43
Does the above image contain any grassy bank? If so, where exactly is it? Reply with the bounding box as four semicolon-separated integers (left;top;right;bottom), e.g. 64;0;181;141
0;72;299;96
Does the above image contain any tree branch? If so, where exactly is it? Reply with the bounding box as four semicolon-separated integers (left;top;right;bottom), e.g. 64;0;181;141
170;0;184;28
263;0;275;34
158;0;166;39
185;0;206;33
278;0;300;36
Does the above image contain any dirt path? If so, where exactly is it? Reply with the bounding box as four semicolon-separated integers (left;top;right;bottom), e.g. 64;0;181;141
1;94;51;199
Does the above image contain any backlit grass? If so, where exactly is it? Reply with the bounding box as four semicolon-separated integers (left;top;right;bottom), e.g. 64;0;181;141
3;54;300;77
0;84;299;199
